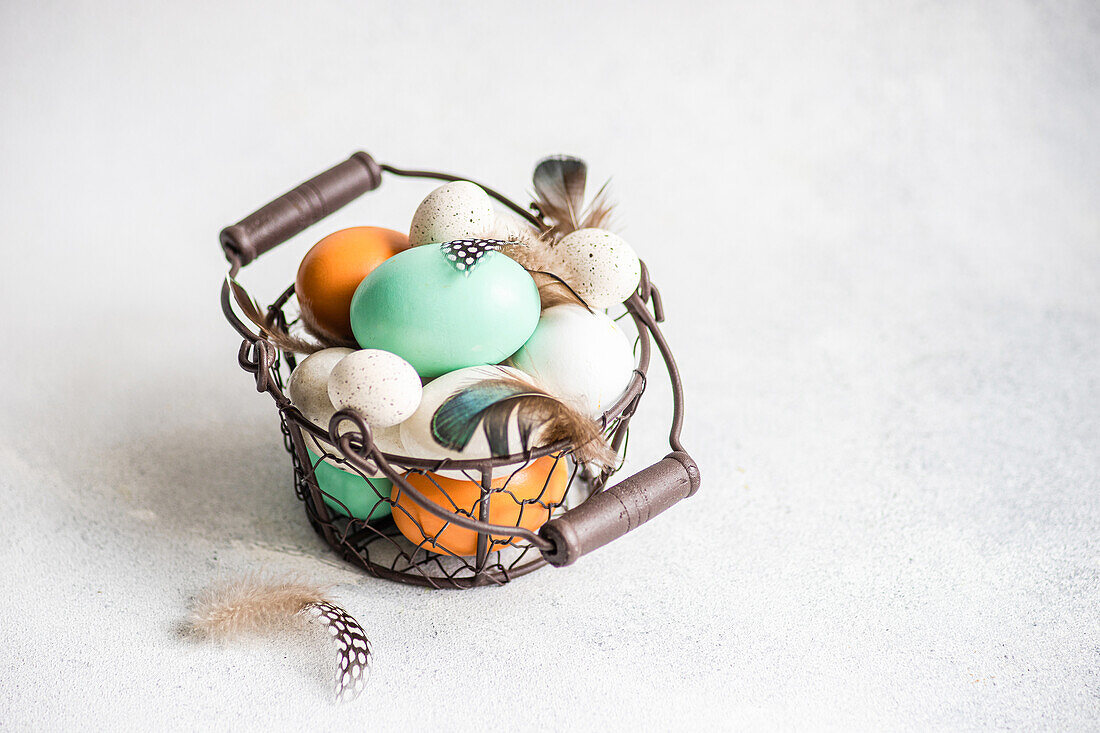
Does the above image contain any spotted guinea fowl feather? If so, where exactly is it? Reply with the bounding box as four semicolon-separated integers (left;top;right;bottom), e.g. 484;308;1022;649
188;574;369;702
440;239;506;275
430;374;616;467
304;601;370;702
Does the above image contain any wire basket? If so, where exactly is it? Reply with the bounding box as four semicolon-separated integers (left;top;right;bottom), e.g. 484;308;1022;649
219;152;699;589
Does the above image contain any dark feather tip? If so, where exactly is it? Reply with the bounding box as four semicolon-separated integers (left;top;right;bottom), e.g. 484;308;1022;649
533;155;587;188
429;373;616;465
431;380;531;452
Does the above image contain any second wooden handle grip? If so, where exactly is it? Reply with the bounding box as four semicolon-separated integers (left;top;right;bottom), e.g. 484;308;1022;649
220;151;383;266
538;451;701;567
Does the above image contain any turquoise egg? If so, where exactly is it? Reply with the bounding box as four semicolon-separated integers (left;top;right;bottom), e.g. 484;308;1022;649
349;244;540;378
308;451;393;522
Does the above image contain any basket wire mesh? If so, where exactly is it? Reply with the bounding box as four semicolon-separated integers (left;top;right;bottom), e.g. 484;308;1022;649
220;152;695;589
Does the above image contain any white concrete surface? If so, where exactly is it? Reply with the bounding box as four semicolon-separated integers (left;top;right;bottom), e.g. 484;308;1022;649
1;1;1097;729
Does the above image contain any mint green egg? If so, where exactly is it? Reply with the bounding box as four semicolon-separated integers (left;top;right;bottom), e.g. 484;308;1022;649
308;451;392;521
349;244;540;379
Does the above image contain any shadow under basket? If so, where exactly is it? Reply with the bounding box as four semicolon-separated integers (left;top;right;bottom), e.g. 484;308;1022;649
219;151;700;589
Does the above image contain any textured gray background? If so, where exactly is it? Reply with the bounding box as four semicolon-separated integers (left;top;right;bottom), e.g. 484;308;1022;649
1;1;1098;729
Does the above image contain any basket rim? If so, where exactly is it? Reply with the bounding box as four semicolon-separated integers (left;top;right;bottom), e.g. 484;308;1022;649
218;154;692;582
272;282;652;472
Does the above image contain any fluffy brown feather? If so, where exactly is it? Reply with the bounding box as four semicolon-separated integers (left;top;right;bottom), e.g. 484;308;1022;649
228;278;331;354
528;269;592;310
298;317;359;350
486;226;591;310
531;156;617;238
187;573;328;639
532;155;587;237
578;179;615;231
497;237;551;272
432;371;617;467
500;372;617;467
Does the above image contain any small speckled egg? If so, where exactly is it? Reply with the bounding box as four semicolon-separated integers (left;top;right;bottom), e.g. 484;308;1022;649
511;304;635;416
400;365;533;478
287;347;354;425
550;228;641;309
288;347;367;471
408;181;496;246
327;349;422;428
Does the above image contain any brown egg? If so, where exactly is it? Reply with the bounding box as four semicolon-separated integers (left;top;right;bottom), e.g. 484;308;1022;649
296;226;408;342
392;455;568;556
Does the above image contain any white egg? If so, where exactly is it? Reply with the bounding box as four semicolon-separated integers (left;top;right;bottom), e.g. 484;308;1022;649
288;347;373;471
299;349;417;476
328;349;422;428
306;423;406;479
311;421;405;457
400;365;533;478
550;228;641;308
287;347;354;425
408;181;496;246
511;305;636;416
369;423;406;456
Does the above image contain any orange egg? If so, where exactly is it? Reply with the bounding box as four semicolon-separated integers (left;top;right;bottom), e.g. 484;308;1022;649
296;226;408;342
391;455;569;556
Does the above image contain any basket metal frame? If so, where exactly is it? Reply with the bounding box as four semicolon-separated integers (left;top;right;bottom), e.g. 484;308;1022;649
219;154;696;588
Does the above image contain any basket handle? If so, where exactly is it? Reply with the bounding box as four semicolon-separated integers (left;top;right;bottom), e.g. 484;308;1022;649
537;281;698;567
219;152;702;571
538;451;700;566
220;151;383;267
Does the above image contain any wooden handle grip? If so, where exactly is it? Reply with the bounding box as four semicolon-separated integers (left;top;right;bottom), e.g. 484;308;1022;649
220;151;383;266
538;451;700;567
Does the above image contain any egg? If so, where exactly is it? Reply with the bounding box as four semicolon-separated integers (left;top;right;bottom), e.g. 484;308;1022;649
391;454;568;556
408;181;496;247
327;349;422;428
287;348;404;473
368;424;407;455
311;423;408;467
307;449;392;522
295;227;407;341
549;228;641;309
511;304;636;416
306;424;406;476
349;244;540;379
287;347;354;425
399;365;533;476
314;422;407;456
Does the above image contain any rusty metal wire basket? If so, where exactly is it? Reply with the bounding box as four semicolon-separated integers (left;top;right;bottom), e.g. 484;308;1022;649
219;152;699;589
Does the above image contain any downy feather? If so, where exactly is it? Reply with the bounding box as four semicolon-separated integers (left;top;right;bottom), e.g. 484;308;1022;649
493;235;592;311
532;155;588;237
531;155;617;238
229;278;326;354
187;573;328;639
430;373;616;467
187;573;370;701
